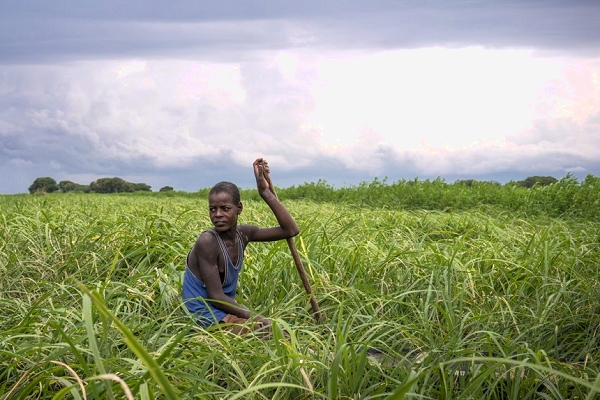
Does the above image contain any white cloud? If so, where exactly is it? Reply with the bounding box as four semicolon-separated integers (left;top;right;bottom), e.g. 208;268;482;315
1;17;599;193
302;47;577;150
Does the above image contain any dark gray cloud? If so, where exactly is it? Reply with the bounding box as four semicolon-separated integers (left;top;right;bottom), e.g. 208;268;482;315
1;1;599;193
1;1;599;65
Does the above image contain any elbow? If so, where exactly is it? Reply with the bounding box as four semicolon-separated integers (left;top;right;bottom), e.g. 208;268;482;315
289;224;300;238
281;223;300;238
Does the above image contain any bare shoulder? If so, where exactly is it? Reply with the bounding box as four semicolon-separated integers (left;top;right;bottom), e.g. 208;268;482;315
192;231;219;256
195;230;216;246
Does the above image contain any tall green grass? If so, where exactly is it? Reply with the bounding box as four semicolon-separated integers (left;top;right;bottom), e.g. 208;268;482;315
269;173;600;220
1;186;599;399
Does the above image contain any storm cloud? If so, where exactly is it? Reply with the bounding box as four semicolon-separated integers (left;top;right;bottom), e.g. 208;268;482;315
1;1;599;193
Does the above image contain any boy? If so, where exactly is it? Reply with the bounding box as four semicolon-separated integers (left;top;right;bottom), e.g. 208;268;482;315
182;158;299;334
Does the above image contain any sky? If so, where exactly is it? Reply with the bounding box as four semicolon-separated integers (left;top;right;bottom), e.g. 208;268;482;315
1;1;599;194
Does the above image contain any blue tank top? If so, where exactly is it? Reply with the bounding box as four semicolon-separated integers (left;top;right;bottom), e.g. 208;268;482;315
182;228;244;327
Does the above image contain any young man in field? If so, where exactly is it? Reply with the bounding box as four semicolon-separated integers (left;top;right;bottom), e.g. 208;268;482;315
182;158;299;334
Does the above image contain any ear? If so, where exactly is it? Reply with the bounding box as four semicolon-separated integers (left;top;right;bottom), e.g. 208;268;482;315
237;202;243;215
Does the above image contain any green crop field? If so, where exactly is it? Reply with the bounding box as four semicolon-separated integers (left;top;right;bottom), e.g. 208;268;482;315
1;176;599;399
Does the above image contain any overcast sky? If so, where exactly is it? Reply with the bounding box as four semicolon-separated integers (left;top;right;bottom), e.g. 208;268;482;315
1;1;599;194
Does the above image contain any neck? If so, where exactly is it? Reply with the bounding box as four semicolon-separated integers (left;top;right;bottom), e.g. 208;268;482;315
217;227;237;241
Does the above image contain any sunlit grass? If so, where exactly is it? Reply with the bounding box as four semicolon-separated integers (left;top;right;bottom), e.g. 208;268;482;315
1;191;599;399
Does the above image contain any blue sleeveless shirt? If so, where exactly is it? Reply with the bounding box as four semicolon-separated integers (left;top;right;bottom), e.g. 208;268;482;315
182;229;244;327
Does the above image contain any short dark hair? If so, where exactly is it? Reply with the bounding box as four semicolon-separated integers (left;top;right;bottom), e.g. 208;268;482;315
209;181;240;204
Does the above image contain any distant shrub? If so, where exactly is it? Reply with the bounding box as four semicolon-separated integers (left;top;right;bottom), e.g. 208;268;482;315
28;177;59;194
90;177;152;193
59;180;90;193
516;175;558;188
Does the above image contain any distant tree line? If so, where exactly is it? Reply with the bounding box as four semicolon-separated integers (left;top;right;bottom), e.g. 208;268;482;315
28;177;175;194
511;175;558;188
28;175;559;195
455;176;558;188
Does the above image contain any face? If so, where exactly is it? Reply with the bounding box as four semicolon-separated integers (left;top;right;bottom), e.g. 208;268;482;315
208;191;242;232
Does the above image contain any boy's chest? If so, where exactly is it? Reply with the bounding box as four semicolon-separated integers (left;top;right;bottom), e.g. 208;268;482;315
217;243;240;271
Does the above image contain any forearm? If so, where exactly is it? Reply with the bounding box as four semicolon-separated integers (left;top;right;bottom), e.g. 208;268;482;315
208;293;253;319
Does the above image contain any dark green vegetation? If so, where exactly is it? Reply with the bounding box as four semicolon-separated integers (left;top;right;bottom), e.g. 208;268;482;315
513;175;558;188
1;176;599;399
28;177;152;194
262;173;600;220
26;173;585;198
28;177;60;194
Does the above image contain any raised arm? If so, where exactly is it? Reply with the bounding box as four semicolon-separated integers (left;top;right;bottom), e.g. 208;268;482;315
242;158;299;242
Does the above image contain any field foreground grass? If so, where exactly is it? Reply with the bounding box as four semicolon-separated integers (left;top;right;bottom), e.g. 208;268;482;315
1;192;599;399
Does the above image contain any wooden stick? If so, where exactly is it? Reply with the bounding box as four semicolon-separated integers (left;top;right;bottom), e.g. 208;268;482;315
262;165;324;323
